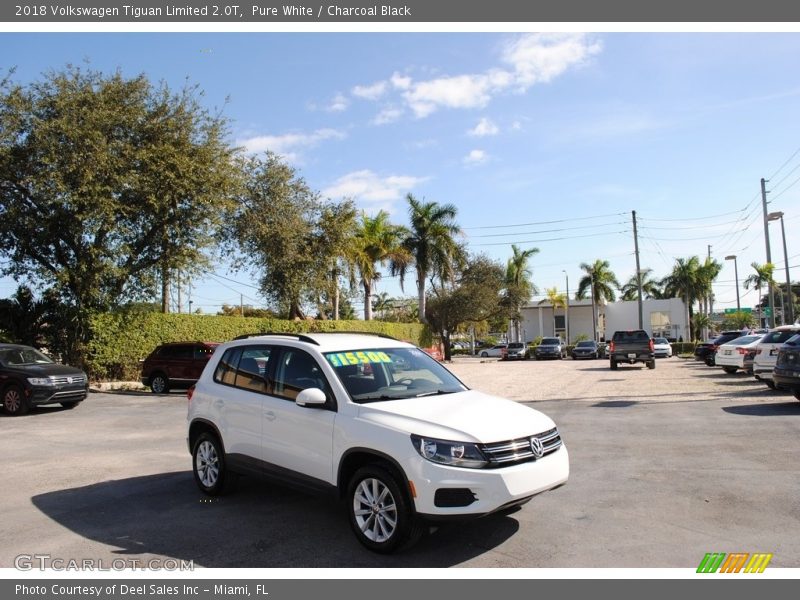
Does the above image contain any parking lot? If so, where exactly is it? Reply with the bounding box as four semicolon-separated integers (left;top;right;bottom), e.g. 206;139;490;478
2;356;798;569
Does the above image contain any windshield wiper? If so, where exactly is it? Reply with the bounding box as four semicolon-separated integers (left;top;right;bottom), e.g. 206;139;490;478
356;394;402;403
414;389;456;398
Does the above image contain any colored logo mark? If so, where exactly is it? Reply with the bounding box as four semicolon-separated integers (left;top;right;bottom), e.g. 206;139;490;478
696;552;772;573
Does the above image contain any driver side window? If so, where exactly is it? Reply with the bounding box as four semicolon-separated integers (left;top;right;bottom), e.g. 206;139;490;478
273;348;333;407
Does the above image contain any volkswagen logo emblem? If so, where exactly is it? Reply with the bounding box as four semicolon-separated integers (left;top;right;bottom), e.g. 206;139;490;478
529;436;544;458
66;377;72;384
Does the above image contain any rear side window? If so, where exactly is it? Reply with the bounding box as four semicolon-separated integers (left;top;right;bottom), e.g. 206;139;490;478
194;344;217;359
159;344;193;359
214;346;272;393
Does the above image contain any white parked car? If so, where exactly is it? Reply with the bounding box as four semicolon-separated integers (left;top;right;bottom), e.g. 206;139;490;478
478;343;507;358
652;337;673;358
187;333;569;553
752;325;800;389
715;334;766;374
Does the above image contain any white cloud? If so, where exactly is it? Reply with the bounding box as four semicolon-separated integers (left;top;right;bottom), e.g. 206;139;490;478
352;81;388;100
372;106;404;125
502;33;603;89
463;149;488;165
322;169;428;212
238;128;346;159
350;33;601;121
468;117;499;137
390;72;412;90
327;93;349;112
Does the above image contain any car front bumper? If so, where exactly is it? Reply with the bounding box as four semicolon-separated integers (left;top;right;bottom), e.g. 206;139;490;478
408;445;569;518
29;384;88;405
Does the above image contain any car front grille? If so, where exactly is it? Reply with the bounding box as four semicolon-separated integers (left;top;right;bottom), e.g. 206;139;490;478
51;375;86;386
480;427;562;468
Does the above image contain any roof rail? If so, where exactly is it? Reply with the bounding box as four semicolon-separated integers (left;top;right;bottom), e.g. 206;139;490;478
232;332;320;346
313;331;400;341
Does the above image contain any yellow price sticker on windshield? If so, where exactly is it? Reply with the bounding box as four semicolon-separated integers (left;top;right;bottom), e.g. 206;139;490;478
326;351;392;367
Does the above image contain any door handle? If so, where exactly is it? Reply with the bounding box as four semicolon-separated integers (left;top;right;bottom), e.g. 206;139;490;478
264;410;276;421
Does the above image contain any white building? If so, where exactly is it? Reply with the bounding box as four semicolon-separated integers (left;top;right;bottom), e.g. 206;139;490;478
516;297;688;343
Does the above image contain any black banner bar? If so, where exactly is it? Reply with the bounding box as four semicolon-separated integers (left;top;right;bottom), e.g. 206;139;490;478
3;0;800;23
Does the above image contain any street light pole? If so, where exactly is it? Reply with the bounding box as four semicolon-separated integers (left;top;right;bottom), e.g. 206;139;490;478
725;255;740;312
769;211;793;325
563;270;570;344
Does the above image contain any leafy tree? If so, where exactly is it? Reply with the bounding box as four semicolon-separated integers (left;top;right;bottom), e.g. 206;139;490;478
426;255;509;361
505;245;539;341
217;304;276;318
401;194;464;324
0;286;51;347
576;259;620;341
226;153;356;319
620;268;663;301
349;211;411;320
0;65;239;362
722;311;756;330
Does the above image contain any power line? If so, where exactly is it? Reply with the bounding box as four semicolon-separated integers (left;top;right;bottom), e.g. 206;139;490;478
770;173;800;201
471;230;630;247
768;145;800;181
466;220;626;238
462;211;627;230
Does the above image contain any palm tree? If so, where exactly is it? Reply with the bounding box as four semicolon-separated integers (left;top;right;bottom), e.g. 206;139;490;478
505;245;540;341
620;268;663;301
744;262;776;327
696;258;722;339
350;211;412;320
371;291;392;320
661;256;703;341
539;287;566;338
576;259;620;342
402;194;463;324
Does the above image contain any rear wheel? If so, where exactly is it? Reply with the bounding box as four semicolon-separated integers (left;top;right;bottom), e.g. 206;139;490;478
3;384;30;416
192;433;228;496
722;366;738;374
347;464;423;554
794;390;800;402
149;373;169;394
765;380;777;390
647;360;656;370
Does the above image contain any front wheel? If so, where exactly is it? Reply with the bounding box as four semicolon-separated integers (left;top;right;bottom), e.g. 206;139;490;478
765;380;777;390
347;464;423;554
480;352;488;358
722;366;738;374
3;384;30;416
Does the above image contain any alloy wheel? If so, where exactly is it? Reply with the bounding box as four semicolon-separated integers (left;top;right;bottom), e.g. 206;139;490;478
352;477;398;543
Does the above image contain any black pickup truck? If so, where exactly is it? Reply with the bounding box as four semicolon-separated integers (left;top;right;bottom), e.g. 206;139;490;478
608;330;655;370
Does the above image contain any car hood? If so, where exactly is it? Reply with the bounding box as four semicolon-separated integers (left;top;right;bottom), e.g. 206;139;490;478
4;363;85;377
356;389;556;443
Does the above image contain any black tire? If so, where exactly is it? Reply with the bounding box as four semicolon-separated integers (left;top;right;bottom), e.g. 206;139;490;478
647;360;656;370
480;352;488;358
610;360;618;370
3;384;30;416
794;390;800;402
705;357;715;367
60;402;79;409
192;432;228;496
149;372;170;394
722;366;738;374
765;380;777;390
347;464;424;554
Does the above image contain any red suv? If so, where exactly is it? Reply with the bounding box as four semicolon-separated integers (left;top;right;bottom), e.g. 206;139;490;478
141;342;219;393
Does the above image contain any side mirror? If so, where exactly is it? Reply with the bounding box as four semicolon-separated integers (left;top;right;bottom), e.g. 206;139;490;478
296;387;327;407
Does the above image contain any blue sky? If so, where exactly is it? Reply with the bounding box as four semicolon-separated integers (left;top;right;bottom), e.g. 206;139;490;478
1;32;799;316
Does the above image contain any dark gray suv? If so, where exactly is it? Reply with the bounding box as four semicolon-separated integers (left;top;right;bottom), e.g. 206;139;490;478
534;337;566;360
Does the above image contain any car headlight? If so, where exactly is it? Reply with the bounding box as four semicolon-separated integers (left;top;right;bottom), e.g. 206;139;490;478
27;377;55;386
410;435;488;469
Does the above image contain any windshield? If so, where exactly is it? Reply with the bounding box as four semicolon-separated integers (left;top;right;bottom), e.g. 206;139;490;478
324;347;467;403
0;347;54;366
541;338;561;345
576;341;595;348
654;338;669;344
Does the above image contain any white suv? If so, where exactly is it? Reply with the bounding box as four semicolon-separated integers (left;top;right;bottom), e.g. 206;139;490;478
752;325;800;388
187;333;569;553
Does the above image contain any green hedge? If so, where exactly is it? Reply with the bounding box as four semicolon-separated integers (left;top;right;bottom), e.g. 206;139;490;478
86;313;430;381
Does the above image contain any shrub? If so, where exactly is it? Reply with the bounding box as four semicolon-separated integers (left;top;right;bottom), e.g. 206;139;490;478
85;313;430;381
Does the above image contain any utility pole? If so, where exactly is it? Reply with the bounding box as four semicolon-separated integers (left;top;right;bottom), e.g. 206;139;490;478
761;178;776;328
240;294;244;317
632;210;643;330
